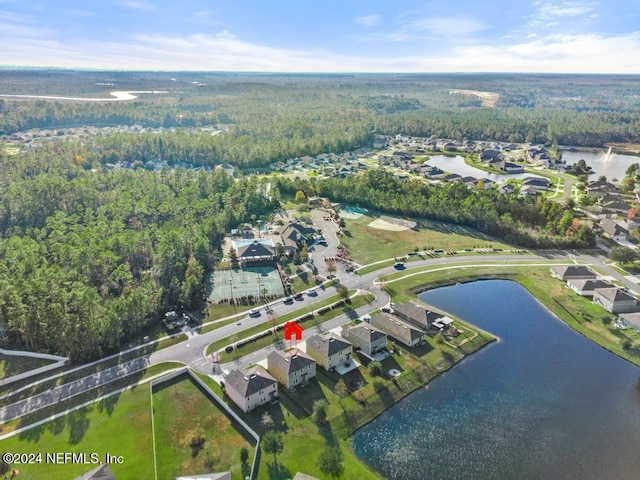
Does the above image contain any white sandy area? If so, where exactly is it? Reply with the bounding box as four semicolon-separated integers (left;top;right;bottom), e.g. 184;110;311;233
0;91;168;102
368;219;409;231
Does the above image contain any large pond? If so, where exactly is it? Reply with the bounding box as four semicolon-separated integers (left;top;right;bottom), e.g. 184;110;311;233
353;280;640;480
425;155;540;183
560;149;640;181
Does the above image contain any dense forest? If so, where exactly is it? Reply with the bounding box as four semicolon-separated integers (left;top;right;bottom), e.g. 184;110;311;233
277;170;595;249
0;146;278;361
2;72;640;170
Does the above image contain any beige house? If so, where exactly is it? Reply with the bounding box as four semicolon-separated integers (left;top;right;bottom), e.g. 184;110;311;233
370;313;424;347
267;350;316;389
341;324;387;356
593;287;639;314
305;333;353;371
224;366;278;413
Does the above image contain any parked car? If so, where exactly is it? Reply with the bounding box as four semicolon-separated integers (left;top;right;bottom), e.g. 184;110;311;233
294;292;304;300
283;296;294;305
307;288;318;297
248;308;261;317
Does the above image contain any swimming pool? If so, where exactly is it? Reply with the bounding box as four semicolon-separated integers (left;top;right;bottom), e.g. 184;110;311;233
231;238;275;249
342;206;368;215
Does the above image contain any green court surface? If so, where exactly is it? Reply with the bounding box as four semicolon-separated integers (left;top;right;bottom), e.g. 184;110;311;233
208;266;285;302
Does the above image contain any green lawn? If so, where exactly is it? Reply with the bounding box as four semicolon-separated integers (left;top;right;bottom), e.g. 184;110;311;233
153;374;254;480
341;214;512;265
0;354;55;380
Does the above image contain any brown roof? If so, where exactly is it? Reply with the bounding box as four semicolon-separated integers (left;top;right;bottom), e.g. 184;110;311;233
594;287;637;303
343;324;386;344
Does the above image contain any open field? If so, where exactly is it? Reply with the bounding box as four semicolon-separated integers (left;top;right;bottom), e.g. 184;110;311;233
153;374;254;480
342;213;512;265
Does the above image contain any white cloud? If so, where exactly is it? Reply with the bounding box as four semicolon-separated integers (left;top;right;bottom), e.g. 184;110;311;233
355;15;382;27
527;1;598;29
117;1;155;11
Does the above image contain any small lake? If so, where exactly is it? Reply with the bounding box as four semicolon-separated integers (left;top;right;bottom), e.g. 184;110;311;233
560;149;639;181
425;155;539;183
353;280;640;480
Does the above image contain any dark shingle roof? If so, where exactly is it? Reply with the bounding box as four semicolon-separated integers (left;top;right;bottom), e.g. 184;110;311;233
393;302;443;328
594;287;637;303
370;313;424;344
237;242;275;258
225;366;276;397
551;265;597;278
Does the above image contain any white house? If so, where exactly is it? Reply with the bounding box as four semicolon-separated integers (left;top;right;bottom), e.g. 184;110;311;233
224;366;278;413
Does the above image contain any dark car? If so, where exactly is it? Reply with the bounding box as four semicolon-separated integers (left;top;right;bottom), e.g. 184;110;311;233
294;292;304;300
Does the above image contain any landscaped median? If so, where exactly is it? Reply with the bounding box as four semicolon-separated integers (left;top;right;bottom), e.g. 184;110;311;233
208;291;376;363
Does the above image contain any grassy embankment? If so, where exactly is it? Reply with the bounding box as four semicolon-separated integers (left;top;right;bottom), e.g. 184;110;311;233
0;354;55;380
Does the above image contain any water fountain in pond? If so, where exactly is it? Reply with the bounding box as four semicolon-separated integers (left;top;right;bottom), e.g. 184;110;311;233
598;146;616;163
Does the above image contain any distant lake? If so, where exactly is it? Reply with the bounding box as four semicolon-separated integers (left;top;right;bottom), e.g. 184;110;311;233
560;148;640;181
425;155;539;183
353;280;640;480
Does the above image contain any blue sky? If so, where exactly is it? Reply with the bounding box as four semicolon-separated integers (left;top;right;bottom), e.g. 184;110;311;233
1;0;639;72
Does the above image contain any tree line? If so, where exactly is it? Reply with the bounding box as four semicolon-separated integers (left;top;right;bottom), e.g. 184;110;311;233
277;169;594;249
0;147;279;362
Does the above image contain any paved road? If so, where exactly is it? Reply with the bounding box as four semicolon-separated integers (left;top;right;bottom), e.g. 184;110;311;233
4;249;632;425
0;357;149;423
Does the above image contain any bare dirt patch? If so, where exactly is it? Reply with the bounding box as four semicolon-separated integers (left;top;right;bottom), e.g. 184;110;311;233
368;218;409;231
449;89;500;108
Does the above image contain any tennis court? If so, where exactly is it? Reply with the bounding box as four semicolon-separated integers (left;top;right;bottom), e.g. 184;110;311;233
207;265;285;302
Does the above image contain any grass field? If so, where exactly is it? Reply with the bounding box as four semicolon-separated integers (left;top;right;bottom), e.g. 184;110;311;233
341;214;512;265
153;374;254;480
0;354;55;380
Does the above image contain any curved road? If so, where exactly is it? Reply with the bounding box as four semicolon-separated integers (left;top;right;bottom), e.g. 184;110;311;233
3;249;634;424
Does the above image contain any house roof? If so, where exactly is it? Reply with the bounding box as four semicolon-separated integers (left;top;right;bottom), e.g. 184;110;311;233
370;313;424;343
551;265;597;278
73;465;116;480
225;366;277;398
237;241;275;258
522;177;551;187
601;218;629;237
619;312;640;330
306;334;352;358
268;350;316;375
594;287;637;303
393;302;443;328
567;279;614;292
343;324;386;344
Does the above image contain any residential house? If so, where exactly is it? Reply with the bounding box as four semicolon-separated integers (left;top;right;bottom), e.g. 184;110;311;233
370;313;424;347
500;161;524;173
267;350;316;389
498;183;516;195
593;287;640;314
520;185;539;196
393;302;445;330
550;265;597;281
225;366;278;413
522;177;552;190
567;279;614;296
341;324;387;357
73;465;117;480
305;333;353;371
480;150;502;162
602;199;631;215
216;163;235;177
619;312;640;333
236;241;276;266
601;218;629;241
373;136;389;149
